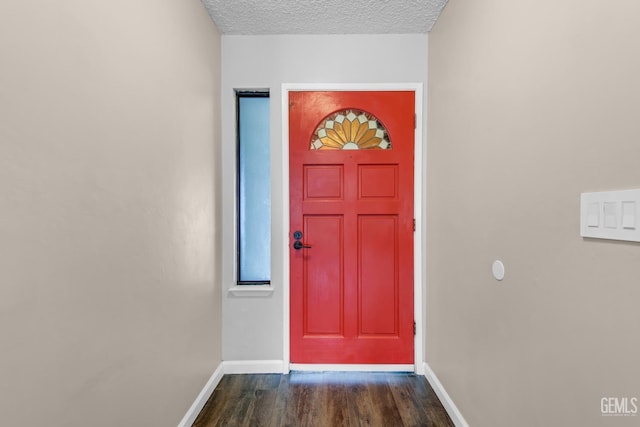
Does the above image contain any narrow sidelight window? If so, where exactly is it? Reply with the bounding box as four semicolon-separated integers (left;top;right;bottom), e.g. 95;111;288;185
236;91;270;284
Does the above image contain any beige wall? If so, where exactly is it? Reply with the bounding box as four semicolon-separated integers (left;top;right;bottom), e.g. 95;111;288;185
427;0;640;426
0;1;221;426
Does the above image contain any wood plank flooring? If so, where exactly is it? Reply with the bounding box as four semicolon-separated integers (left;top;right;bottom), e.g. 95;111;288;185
193;372;455;427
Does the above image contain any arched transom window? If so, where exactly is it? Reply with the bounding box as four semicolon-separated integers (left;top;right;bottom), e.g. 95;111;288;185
310;109;391;150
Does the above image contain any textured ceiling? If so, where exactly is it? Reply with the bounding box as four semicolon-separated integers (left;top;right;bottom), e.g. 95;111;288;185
202;0;449;35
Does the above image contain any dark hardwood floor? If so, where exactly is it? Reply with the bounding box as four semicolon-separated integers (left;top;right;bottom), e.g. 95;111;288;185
193;371;455;427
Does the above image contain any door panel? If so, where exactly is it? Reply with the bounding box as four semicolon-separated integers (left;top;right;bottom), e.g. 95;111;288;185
289;90;414;364
358;214;399;337
358;164;398;199
304;165;343;200
303;215;344;337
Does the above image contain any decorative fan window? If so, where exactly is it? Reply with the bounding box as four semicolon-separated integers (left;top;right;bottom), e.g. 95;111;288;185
310;110;391;150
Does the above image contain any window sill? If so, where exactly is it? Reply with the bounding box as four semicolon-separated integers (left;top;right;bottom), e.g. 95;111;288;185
228;285;274;297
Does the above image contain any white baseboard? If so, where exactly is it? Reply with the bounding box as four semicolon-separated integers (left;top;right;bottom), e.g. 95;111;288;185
177;360;285;427
289;363;415;372
177;362;224;427
423;362;469;427
222;359;285;374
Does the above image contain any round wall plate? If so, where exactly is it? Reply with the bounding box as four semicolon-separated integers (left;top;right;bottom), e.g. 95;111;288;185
492;260;505;281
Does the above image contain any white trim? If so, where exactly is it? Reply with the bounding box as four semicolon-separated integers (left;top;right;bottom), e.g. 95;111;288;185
290;363;414;372
413;84;425;375
227;285;275;297
177;360;286;426
223;360;286;374
281;83;425;91
177;362;224;427
423;362;469;427
282;86;291;373
281;83;425;374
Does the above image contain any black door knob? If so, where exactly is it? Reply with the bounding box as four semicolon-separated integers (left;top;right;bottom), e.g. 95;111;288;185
293;240;312;250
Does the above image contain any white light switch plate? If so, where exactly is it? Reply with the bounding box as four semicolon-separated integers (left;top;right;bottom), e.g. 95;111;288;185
580;189;640;242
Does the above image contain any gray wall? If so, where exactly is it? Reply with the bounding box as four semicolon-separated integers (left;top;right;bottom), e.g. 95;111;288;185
0;0;222;425
427;0;640;425
221;34;428;361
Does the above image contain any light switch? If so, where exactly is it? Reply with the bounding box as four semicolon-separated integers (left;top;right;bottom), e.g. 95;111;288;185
604;202;617;229
580;189;640;242
587;202;600;227
622;201;636;229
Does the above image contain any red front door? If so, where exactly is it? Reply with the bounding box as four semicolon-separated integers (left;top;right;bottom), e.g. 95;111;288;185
289;91;415;364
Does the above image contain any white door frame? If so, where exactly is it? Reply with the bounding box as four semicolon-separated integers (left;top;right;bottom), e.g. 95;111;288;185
281;83;424;374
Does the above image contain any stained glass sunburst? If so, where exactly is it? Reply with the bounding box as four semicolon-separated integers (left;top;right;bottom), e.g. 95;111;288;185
310;110;391;150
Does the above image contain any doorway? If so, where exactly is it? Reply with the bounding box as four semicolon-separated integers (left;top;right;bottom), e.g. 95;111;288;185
285;87;422;369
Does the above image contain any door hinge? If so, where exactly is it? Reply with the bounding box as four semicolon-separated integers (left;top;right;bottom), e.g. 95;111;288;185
414;114;417;129
413;219;416;232
413;321;417;336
